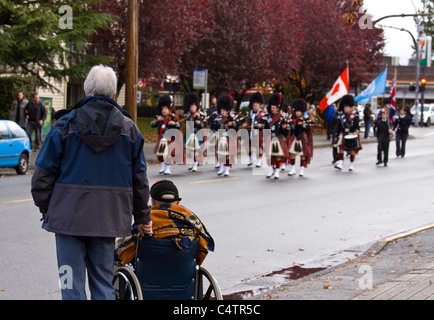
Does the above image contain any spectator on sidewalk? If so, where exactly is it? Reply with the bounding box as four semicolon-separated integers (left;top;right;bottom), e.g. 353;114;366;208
10;91;28;130
24;92;46;150
31;65;152;300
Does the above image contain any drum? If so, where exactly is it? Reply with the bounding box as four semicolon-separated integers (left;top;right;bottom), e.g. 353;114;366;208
344;134;360;151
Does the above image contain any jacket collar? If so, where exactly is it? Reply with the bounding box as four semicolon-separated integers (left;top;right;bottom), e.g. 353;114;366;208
73;95;131;119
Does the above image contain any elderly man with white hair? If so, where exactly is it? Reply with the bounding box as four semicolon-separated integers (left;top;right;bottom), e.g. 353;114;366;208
31;65;152;300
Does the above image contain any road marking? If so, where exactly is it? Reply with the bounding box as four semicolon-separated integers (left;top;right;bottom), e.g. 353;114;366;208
189;177;240;184
423;131;434;137
1;198;33;204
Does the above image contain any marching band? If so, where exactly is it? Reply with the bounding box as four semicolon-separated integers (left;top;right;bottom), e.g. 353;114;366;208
150;91;381;178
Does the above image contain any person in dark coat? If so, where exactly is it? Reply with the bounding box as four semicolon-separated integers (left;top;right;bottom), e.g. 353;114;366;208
24;92;46;150
10;91;28;129
31;65;152;300
393;106;412;158
374;110;392;166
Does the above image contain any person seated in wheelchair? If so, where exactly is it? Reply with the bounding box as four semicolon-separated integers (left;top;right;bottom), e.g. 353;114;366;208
115;180;214;267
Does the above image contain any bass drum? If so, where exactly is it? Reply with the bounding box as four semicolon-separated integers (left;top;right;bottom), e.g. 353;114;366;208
344;134;360;151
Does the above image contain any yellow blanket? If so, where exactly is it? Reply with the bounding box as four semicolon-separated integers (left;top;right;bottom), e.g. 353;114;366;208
115;204;214;266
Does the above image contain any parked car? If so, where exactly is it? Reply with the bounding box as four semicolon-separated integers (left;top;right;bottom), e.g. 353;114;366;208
410;104;434;126
0;120;31;174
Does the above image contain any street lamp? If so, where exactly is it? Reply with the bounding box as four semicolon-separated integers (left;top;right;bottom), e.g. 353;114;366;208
377;24;421;125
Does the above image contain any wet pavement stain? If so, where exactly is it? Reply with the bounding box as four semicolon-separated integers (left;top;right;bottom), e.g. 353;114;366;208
223;265;326;300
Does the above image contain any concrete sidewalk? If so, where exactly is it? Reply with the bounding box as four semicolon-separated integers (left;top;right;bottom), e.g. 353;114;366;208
253;224;434;300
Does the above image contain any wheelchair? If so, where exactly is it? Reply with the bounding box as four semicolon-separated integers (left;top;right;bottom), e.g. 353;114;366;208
112;236;222;300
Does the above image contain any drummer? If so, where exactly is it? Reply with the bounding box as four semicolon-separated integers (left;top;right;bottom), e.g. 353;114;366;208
332;95;362;171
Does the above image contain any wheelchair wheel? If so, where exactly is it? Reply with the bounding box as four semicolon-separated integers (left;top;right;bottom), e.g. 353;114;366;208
196;267;223;300
113;266;143;300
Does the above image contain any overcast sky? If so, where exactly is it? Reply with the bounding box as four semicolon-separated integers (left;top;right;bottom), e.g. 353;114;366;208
363;0;424;65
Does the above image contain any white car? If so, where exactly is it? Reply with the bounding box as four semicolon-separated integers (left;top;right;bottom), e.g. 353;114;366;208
410;104;434;126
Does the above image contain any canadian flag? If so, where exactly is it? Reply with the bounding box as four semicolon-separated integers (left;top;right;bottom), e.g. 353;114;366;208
318;68;349;112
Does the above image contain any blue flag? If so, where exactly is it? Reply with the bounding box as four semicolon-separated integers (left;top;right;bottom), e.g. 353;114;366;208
355;69;388;104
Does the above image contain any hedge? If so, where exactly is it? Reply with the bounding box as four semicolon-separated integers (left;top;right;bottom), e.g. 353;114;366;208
0;76;37;119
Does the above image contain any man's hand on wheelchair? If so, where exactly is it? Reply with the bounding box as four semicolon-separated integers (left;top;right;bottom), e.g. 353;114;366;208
137;221;153;236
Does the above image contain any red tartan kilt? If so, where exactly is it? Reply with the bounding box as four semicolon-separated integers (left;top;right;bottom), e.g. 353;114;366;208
287;134;312;158
264;135;288;159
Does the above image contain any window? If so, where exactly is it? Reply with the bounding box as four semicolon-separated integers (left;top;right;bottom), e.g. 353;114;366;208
7;121;27;138
0;122;10;140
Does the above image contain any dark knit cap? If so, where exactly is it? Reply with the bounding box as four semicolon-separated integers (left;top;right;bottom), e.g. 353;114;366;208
150;180;182;202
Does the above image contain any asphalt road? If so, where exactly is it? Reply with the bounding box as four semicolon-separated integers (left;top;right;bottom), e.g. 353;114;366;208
1;127;433;299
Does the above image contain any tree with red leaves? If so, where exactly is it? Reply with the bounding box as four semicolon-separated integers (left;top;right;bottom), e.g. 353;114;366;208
89;0;213;98
90;0;383;106
285;0;384;103
178;0;304;105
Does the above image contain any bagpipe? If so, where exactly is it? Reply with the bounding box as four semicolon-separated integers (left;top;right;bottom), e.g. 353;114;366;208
231;111;248;128
151;112;180;130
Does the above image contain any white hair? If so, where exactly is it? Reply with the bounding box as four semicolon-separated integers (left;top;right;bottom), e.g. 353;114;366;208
83;65;117;98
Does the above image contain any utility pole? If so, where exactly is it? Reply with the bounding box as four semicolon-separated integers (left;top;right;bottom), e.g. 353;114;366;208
126;0;139;123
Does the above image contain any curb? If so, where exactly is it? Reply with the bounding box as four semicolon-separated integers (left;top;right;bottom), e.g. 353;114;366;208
253;223;434;300
364;223;434;256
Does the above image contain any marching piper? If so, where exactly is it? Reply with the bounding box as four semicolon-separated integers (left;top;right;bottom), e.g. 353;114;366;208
151;95;181;175
215;93;237;176
264;93;290;179
207;102;221;169
243;92;267;167
287;99;314;177
183;92;205;172
332;95;362;171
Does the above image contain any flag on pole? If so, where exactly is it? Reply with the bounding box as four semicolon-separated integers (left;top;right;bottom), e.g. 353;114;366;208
355;69;388;104
318;67;349;112
389;71;397;123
